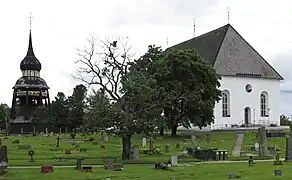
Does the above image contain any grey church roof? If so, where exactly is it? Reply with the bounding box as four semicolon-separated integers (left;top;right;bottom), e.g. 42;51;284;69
169;24;283;80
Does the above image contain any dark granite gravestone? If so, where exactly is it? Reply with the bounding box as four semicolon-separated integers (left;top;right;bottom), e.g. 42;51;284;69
285;135;292;161
75;158;83;170
258;127;268;156
56;136;60;148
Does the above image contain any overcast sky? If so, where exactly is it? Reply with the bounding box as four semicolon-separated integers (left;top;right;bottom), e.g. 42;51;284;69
0;0;292;116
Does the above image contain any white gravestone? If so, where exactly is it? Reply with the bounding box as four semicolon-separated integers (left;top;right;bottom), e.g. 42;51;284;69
103;135;109;141
20;128;23;134
45;128;48;134
254;143;259;151
142;138;147;147
171;155;178;166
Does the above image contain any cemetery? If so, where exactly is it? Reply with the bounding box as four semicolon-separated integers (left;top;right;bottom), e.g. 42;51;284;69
1;127;292;179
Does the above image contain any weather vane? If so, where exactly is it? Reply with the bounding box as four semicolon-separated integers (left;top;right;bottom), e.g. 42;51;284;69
193;17;196;37
28;12;33;30
227;7;230;23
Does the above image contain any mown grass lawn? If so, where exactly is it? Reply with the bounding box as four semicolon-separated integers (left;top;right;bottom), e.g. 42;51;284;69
3;162;292;180
2;132;237;166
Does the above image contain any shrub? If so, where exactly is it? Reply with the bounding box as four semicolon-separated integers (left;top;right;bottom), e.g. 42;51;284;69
70;133;76;139
12;139;20;144
92;142;98;145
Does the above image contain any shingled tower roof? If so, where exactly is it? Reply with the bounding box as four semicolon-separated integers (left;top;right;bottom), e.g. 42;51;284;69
20;31;42;71
170;24;283;80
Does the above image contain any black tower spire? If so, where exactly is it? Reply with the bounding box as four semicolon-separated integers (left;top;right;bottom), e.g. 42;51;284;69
10;28;52;134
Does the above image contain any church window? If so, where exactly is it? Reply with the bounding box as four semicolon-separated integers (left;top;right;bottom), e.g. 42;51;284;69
31;71;35;76
245;84;252;93
260;92;268;117
222;90;230;117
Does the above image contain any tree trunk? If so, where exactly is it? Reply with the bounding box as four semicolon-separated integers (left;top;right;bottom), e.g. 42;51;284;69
171;124;178;136
159;127;164;136
122;135;132;160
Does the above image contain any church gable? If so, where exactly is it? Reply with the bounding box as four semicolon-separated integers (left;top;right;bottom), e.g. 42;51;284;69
214;25;283;80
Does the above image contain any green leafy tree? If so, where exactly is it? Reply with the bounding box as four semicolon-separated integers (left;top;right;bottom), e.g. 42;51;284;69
68;84;87;129
48;92;70;128
159;48;221;136
280;114;291;128
0;103;10;132
85;88;112;133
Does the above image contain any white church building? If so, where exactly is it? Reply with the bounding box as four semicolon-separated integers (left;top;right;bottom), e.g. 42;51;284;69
172;24;283;130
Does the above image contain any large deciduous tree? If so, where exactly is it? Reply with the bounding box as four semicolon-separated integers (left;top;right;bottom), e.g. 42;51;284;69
74;36;136;160
158;48;221;136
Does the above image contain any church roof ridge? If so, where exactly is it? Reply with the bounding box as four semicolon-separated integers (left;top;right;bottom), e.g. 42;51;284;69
168;23;283;80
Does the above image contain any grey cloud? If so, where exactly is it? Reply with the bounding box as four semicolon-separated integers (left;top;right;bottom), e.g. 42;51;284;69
107;0;219;28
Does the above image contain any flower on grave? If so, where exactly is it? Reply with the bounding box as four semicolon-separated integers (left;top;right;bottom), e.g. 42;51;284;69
140;146;149;154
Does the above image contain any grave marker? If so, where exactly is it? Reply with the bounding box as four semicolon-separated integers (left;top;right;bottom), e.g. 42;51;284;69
171;155;178;166
258;127;268;156
165;145;170;153
285;135;292;161
103;135;109;142
45;128;48;134
142;138;147;147
130;145;140;160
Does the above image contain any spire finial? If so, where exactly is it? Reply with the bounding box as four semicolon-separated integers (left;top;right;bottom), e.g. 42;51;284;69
227;7;230;24
28;12;33;31
193;17;196;37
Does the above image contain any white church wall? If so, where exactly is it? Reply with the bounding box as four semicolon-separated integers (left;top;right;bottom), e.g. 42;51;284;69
212;76;280;129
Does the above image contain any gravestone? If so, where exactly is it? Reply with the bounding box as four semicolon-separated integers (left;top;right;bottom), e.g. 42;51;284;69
130;145;140;160
142;138;147;147
65;127;68;134
45;128;48;134
254;143;259;151
274;169;282;176
59;128;62;134
171;155;178;166
56;136;60;148
75;158;83;170
175;143;180;149
165;145;170;153
258;127;268;156
285;135;292;161
103;135;109;142
33;126;36;134
20;128;24;134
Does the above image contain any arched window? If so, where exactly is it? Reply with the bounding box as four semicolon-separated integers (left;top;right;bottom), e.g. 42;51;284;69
260;91;268;117
222;90;230;117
